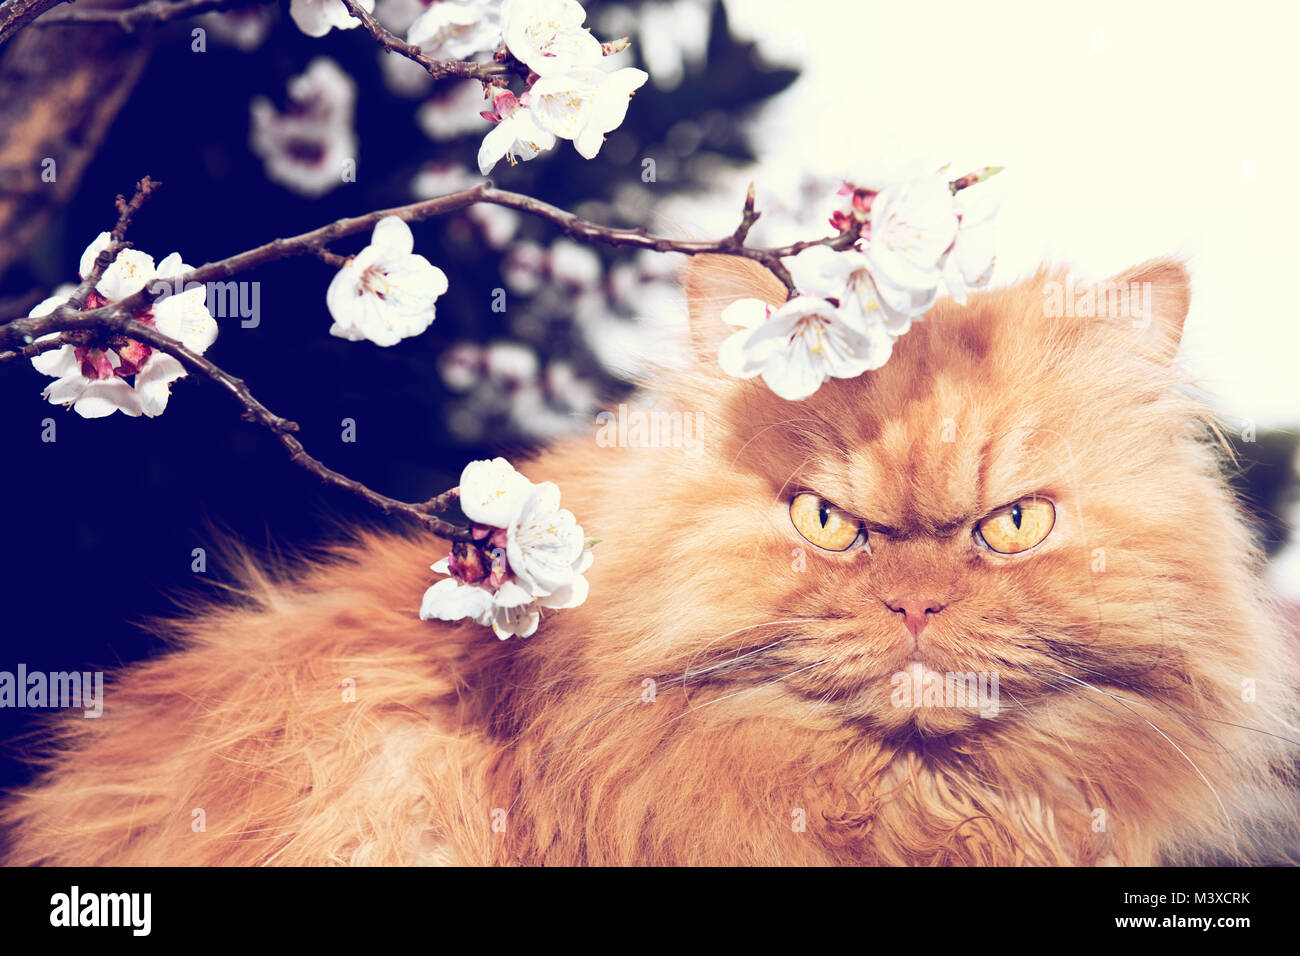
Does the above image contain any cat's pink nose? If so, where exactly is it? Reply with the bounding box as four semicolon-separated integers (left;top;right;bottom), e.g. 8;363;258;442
885;597;946;638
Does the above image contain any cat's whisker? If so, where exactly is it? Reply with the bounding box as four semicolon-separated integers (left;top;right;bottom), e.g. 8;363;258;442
1029;642;1227;751
676;658;831;719
1036;647;1300;749
1031;673;1135;723
999;687;1034;718
1045;670;1240;858
1032;669;1231;763
678;617;820;685
767;454;822;514
728;417;836;470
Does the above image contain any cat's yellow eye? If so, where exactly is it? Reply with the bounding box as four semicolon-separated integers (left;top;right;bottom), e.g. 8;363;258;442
790;493;863;552
976;497;1056;554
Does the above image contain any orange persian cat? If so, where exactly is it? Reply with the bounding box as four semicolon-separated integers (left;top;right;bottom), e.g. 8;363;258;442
4;255;1297;866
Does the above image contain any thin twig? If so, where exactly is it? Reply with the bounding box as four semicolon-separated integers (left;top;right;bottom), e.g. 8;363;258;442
14;308;477;540
0;181;855;338
339;0;526;82
1;177;474;539
0;333;71;362
0;0;71;46
730;181;760;245
310;247;349;269
65;175;162;312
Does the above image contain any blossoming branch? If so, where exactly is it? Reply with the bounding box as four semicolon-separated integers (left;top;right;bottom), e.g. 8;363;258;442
0;164;1000;539
0;0;1003;638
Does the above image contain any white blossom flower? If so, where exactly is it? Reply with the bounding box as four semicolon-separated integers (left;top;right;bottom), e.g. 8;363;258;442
501;0;603;76
284;56;355;126
547;238;602;289
326;216;449;347
798;172;1002;329
506;480;589;598
288;0;371;37
467;204;521;249
407;0;501;59
717;295;893;402
786;244;914;337
484;341;540;386
411;161;483;200
459;456;535;527
380;50;436;99
502;239;548;294
860;173;960;321
30;235;218;419
477;88;557;174
76;234;153;300
419;457;593;639
941;189;999;304
200;7;274;51
439;342;486;392
420;574;545;639
417;80;494;140
251;58;357;197
525;66;648;159
139;255;221;415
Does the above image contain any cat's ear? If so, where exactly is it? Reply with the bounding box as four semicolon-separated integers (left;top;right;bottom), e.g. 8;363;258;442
1106;258;1191;361
683;255;788;360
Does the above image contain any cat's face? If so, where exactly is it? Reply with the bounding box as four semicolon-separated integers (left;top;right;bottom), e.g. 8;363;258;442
581;256;1253;747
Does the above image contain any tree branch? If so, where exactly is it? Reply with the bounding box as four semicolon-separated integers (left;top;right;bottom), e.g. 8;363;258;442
33;0;262;28
64;175;162;311
2;171;991;536
0;331;73;361
0;176;475;539
339;0;525;82
0;181;858;339
0;0;70;46
11;306;478;539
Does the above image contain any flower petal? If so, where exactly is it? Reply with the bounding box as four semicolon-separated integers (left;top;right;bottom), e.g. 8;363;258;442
459;457;531;527
96;248;157;302
72;379;142;418
535;572;588;609
419;577;493;624
31;339;77;378
77;233;112;280
370;216;415;256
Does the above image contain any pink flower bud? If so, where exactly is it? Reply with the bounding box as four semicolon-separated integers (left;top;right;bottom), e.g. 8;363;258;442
449;542;489;585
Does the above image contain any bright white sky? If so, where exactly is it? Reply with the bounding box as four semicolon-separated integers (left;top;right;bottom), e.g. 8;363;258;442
681;0;1300;428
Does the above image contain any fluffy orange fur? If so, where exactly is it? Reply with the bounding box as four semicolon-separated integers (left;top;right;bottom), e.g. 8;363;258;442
4;255;1297;865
